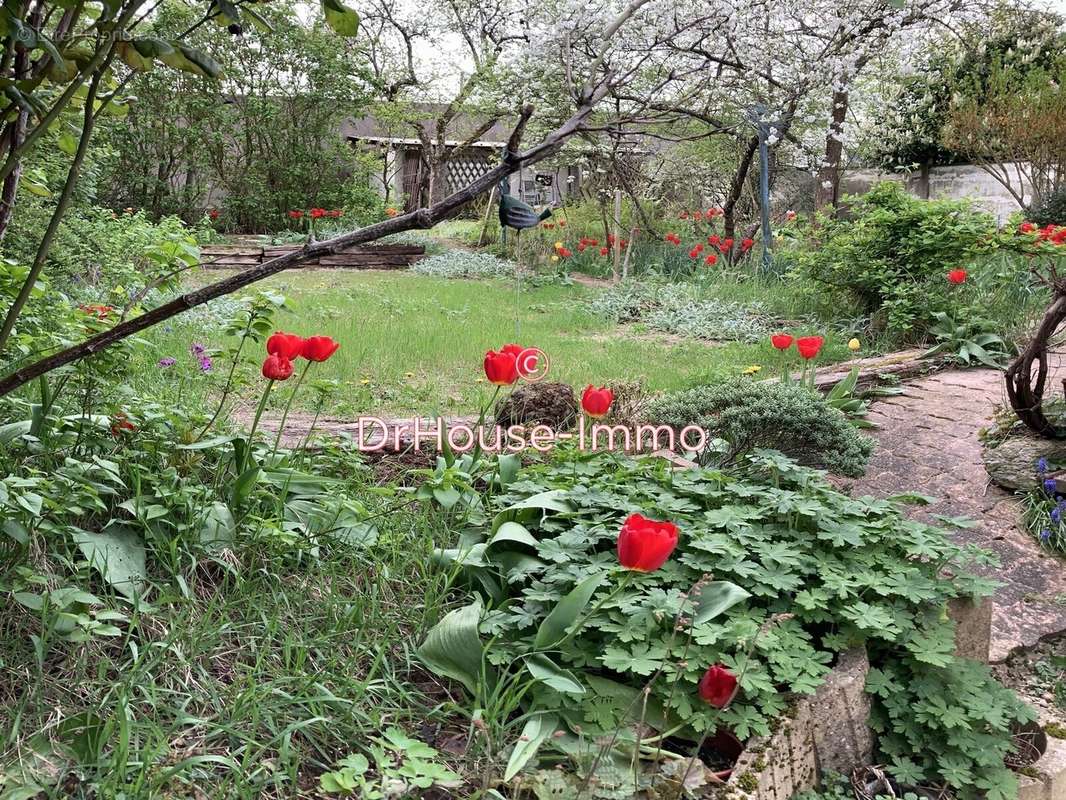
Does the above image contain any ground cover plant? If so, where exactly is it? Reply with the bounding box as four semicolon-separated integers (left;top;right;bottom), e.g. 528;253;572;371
416;447;1030;798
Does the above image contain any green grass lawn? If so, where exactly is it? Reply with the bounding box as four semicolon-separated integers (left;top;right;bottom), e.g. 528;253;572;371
132;268;860;417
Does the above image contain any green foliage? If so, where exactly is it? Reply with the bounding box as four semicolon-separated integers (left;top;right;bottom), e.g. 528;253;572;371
790;182;998;341
922;311;1009;367
646;379;874;477
868;657;1034;800
587;280;771;342
2;205;199;300
319;728;461;796
412;250;518;279
1030;185;1066;227
97;2;376;232
421;449;1009;795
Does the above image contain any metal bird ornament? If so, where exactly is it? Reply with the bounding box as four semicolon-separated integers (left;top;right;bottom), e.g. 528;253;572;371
498;175;552;233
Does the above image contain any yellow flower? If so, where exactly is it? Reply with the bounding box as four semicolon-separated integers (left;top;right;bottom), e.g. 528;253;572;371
360;379;370;385
476;377;485;383
554;241;564;250
550;255;560;263
848;338;861;352
743;365;762;375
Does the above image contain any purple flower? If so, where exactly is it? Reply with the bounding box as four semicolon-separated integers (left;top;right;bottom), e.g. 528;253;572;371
1052;507;1061;524
1038;458;1050;474
198;356;213;372
158;357;176;368
1045;478;1058;494
190;342;206;356
1041;529;1052;542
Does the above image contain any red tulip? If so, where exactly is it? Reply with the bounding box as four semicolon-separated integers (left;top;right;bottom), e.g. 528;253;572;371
947;269;967;285
689;247;701;259
501;343;537;378
110;413;136;437
208;209;220;220
558;247;573;258
720;237;734;251
698;664;738;709
1019;221;1036;234
770;333;793;350
740;237;754;252
288;210;303;219
558;220;567;227
484;350;519;386
581;385;614;419
262;354;294;381
617;513;678;572
785;210;797;221
578;243;587;253
796;335;824;360
302;336;340;362
708;234;720;245
599;246;609;256
267;331;305;360
704;253;717;266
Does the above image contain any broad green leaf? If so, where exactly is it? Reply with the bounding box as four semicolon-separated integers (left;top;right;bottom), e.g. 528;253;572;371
491;489;573;533
486;521;538;554
70;523;146;598
321;0;360;36
56;132;78;155
116;39;153;71
503;712;558;782
524;653;585;695
417;601;489;694
158;42;223;79
690;580;750;626
199;501;235;547
534;572;605;649
177;434;236;450
497;453;520;486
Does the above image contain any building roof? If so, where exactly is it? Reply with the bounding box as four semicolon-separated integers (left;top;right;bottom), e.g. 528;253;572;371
341;102;514;148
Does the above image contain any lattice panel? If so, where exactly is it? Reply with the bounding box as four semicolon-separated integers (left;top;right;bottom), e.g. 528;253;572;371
447;154;494;194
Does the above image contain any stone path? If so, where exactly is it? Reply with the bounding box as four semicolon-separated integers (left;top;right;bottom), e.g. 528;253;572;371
849;368;1066;661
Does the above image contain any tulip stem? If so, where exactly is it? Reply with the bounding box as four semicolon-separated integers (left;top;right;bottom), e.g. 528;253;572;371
272;361;312;457
471;385;502;463
244;379;275;473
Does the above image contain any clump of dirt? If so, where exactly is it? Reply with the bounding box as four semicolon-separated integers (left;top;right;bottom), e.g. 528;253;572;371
495;381;578;430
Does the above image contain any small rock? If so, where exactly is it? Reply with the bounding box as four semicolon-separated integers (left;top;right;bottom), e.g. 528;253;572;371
983;433;1066;491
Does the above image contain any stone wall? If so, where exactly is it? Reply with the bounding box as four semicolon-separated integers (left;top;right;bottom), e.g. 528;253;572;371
841;163;1032;222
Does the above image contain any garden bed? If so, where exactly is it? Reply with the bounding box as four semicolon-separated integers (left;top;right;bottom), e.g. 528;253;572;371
200;242;427;269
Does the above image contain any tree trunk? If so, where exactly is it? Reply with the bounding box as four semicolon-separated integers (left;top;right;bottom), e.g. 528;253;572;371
815;87;849;211
723;136;759;242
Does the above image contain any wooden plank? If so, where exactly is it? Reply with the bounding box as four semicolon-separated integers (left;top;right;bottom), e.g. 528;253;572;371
201;247;262;257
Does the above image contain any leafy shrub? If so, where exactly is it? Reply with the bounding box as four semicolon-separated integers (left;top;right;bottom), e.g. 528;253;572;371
645;379;874;476
2;205;200;303
411;250;516;279
790;182;998;340
587;280;771;342
1029;185;1066;227
868;657;1032;800
423;450;1023;797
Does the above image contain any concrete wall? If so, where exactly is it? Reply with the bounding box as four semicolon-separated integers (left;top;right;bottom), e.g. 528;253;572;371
841;163;1031;222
